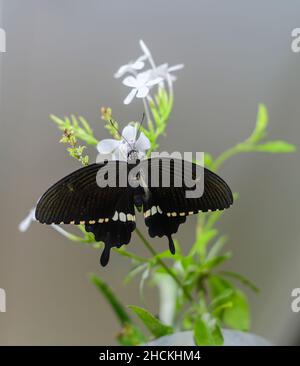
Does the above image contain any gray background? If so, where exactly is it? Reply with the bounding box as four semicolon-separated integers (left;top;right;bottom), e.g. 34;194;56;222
0;0;299;345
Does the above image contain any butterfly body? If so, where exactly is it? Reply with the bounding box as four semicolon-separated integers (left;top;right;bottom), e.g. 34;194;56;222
36;155;233;266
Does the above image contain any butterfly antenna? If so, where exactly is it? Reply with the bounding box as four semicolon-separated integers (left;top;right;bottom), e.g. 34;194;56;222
109;120;134;150
136;112;145;141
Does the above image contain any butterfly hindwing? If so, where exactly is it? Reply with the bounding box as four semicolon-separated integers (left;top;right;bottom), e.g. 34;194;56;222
143;190;185;254
85;190;136;266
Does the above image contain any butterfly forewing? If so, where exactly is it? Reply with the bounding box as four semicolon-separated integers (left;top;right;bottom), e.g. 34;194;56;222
36;162;128;224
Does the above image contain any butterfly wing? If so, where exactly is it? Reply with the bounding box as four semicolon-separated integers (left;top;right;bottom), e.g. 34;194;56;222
85;191;136;266
35;162;136;266
140;157;233;252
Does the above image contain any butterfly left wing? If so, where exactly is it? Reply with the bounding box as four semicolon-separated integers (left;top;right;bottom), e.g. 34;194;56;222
139;157;233;253
35;162;136;266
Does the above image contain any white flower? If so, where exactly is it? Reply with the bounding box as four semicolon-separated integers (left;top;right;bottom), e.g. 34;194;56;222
19;207;36;232
114;55;147;79
97;124;150;161
122;72;163;105
19;207;84;240
151;63;184;83
139;40;156;68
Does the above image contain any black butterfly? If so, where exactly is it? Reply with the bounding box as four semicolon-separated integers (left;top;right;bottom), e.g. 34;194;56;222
35;151;233;266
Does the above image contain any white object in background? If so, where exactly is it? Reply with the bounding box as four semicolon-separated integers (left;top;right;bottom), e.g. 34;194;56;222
145;330;272;346
0;288;6;312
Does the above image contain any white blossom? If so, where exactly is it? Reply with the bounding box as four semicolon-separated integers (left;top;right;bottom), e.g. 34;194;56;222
19;207;80;240
97;124;150;161
122;72;163;105
114;55;147;79
150;63;184;83
139;40;156;69
18;208;36;232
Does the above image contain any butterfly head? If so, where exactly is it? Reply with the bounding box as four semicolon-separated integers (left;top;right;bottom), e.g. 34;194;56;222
127;149;140;164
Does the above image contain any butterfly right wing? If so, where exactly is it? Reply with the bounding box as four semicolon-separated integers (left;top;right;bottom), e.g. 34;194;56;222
139;157;233;253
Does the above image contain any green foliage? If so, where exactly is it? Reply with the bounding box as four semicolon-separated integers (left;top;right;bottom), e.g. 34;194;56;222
51;88;295;346
90;274;146;345
144;87;173;153
50;114;98;145
59;129;89;166
210;103;296;172
128;305;173;338
194;313;224;346
90;274;132;325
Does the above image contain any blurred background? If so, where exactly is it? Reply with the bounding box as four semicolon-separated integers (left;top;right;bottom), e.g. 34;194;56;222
0;0;299;345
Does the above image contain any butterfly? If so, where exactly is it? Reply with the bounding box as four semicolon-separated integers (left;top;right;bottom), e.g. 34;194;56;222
35;123;233;266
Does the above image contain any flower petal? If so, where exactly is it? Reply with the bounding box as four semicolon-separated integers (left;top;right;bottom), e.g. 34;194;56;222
122;76;137;87
132;60;145;70
136;86;149;98
137;54;148;62
97;139;121;154
146;77;163;87
122;125;137;142
19;208;36;232
117;143;130;161
136;132;151;151
123;88;137;104
139;39;151;58
136;71;150;85
168;63;184;72
114;64;128;78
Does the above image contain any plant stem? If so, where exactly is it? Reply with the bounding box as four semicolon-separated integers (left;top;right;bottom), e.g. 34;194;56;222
135;227;193;302
142;98;152;130
210;142;251;172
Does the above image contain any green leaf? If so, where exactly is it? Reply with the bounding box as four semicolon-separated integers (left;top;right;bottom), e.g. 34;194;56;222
253;140;296;153
128;305;173;338
124;263;149;284
219;271;259;293
71;114;79;128
249;104;268;143
89;274;131;326
209;275;233;298
210;288;234;310
205;210;224;230
223;290;250;331
209;276;250;330
207;235;228;260
204;153;214;169
79;116;93;134
50;114;98;146
190;228;218;256
200;252;231;272
194;313;224;346
50;114;65;127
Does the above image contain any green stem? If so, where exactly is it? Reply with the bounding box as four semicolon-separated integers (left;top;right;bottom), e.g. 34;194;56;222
135;228;193;302
211;141;255;172
210;145;242;172
115;248;148;263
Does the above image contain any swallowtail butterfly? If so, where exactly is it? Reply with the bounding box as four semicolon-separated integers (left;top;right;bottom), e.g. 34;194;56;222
35;126;233;266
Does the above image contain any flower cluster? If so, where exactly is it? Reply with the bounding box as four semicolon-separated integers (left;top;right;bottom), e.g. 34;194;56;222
116;40;184;105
